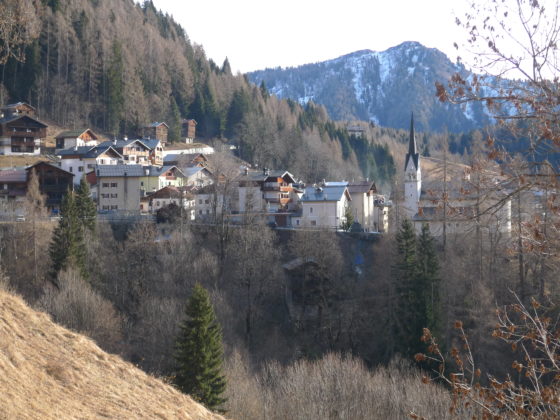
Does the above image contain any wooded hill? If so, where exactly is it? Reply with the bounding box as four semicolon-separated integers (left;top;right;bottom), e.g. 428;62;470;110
0;0;447;186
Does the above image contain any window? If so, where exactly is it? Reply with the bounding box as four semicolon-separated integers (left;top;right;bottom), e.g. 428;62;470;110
102;183;109;188
156;201;160;207
87;164;94;169
69;167;73;173
99;159;104;164
206;209;210;214
140;181;144;186
101;194;109;199
78;166;84;172
110;183;117;187
311;220;317;226
111;193;118;198
199;199;202;204
198;210;202;215
296;220;300;226
205;199;209;204
102;205;109;210
310;207;313;214
110;205;118;210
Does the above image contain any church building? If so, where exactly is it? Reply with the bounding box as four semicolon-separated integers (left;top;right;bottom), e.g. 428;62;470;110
400;114;511;237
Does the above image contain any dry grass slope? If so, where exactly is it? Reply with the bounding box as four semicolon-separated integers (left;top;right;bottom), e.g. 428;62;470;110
0;290;225;420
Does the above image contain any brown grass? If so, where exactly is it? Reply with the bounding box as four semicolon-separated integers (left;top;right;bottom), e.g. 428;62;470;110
0;289;225;420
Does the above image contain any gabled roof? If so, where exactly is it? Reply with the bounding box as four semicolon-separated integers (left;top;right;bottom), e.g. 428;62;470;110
138;139;161;150
95;164;145;178
238;169;295;184
141;165;185;178
147;121;169;128
2;102;35;111
347;180;377;194
97;139;150;151
300;185;351;202
27;161;74;177
58;145;123;159
55;129;98;140
0;114;47;127
183;166;212;178
146;186;185;199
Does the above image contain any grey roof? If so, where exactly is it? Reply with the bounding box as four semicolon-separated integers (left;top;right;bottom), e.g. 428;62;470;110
141;165;185;178
55;129;97;139
300;185;350;202
347;180;377;194
57;145;123;159
0;114;47;127
184;166;208;177
238;169;295;183
147;121;168;128
139;138;161;150
95;164;145;177
97;139;150;150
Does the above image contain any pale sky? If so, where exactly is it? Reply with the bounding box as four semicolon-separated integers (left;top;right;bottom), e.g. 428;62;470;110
151;0;469;73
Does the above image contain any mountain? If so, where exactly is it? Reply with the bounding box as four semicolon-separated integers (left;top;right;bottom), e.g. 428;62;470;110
0;0;407;184
247;41;493;133
0;288;224;419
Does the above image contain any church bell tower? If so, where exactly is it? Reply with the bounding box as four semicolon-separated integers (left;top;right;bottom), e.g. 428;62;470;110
403;113;421;217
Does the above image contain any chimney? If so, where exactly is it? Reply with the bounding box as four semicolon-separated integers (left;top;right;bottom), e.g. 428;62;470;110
124;135;128;141
113;138;117;145
244;167;248;176
145;168;150;176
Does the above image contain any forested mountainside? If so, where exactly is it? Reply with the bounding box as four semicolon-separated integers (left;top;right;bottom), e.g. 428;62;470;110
248;42;494;133
1;0;410;186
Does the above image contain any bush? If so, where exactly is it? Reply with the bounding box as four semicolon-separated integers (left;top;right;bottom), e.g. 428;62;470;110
39;268;124;353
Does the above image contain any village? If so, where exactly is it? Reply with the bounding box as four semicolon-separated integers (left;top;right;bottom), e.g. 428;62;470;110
0;101;549;238
0;101;395;232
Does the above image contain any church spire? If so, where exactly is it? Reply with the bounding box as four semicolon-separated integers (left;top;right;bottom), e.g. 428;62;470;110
408;112;417;156
405;112;419;170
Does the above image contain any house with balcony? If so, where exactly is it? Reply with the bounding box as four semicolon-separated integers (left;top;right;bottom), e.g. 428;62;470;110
27;162;74;212
55;129;99;150
97;139;152;165
138;138;164;166
237;169;297;213
57;145;123;184
0;111;47;155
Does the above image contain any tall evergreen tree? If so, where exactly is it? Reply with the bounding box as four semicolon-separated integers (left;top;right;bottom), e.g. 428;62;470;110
74;178;96;233
416;223;442;342
392;218;424;357
174;284;226;411
49;191;87;281
392;220;442;359
168;96;182;142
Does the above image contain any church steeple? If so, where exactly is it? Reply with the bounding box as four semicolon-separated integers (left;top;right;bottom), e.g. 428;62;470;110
405;112;419;171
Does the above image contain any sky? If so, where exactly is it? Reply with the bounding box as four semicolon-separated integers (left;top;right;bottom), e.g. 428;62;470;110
150;0;469;74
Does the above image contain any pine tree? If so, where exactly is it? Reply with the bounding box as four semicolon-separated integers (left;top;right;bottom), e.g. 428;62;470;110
74;177;96;233
168;96;181;142
49;191;87;281
416;223;442;342
174;284;226;411
392;218;424;357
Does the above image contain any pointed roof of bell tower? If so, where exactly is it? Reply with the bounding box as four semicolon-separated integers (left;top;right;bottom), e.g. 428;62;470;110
404;112;420;171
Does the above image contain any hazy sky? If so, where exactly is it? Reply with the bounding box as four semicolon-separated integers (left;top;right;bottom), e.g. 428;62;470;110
151;0;469;73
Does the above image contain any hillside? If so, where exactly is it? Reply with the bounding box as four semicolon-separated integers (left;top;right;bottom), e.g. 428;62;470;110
0;288;225;420
248;42;494;133
0;0;426;185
